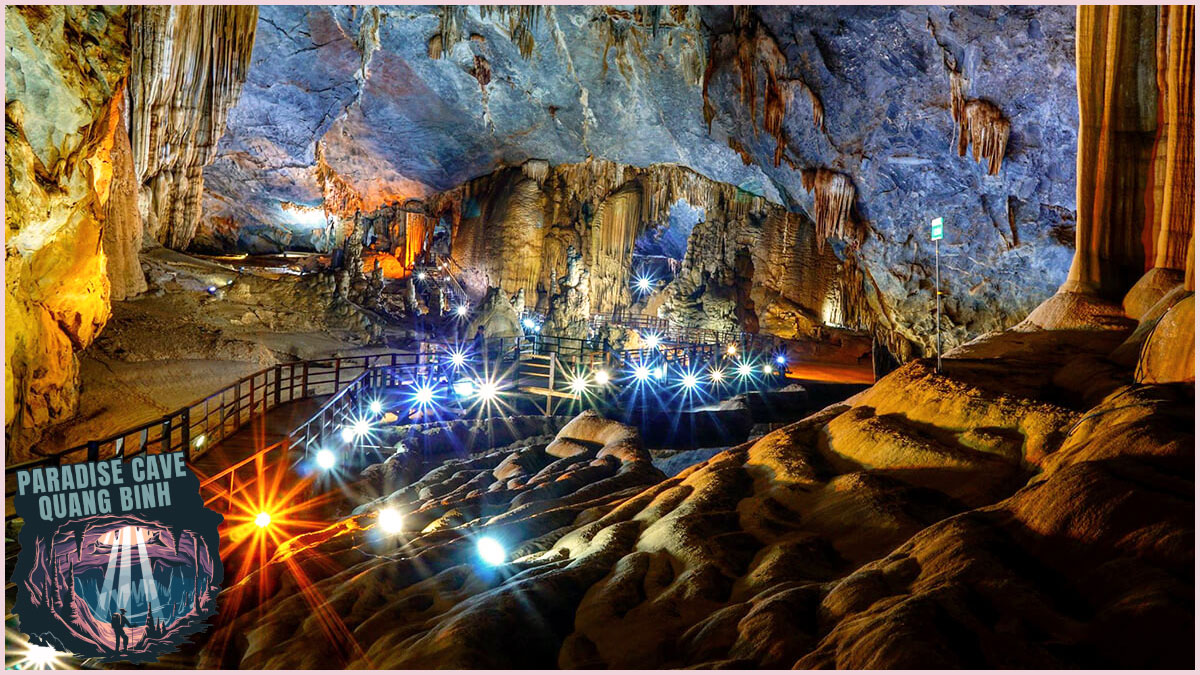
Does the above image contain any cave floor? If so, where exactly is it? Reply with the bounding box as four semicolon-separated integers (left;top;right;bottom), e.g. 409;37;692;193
23;286;398;462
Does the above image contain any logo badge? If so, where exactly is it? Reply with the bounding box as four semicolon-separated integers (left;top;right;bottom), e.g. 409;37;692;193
10;452;223;663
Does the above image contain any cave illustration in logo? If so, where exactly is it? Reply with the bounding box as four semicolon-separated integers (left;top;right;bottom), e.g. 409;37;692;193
11;463;223;663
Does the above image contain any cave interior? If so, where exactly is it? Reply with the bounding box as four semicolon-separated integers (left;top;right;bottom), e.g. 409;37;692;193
3;4;1195;670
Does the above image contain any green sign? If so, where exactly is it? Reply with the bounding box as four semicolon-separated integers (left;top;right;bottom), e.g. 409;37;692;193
930;216;944;241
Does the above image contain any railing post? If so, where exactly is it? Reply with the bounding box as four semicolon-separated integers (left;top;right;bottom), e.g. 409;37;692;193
87;441;100;462
161;417;172;453
302;362;310;397
274;366;283;406
180;408;190;459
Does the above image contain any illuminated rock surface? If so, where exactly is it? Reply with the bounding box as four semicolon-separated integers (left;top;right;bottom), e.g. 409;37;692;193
201;6;1079;356
190;319;1192;669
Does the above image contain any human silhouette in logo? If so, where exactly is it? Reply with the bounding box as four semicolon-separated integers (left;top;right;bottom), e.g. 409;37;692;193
110;608;130;652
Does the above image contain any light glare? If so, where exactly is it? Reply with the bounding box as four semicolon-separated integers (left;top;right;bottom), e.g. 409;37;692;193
378;507;404;534
353;418;371;438
315;449;336;470
476;379;499;401
255;512;272;528
413;384;436;406
569;376;589;394
453;379;475;397
477;536;507;565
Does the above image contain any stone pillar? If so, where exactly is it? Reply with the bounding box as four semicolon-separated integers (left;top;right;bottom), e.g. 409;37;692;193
1061;5;1159;301
1150;5;1194;272
1121;6;1195;318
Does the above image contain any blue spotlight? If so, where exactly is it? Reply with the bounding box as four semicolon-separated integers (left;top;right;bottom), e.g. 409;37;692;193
634;275;654;293
448;348;467;368
453;379;475;398
775;354;787;365
522;318;537;330
736;361;755;378
409;382;437;410
643;332;661;349
369;399;383;415
477;536;507;565
633;364;652;382
680;372;700;390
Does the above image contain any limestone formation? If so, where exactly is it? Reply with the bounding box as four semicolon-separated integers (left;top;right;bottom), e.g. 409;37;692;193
1061;5;1159;300
543;246;592;340
801;169;858;251
465;287;523;339
103;100;148;302
130;5;258;250
198;6;1078;357
5;6;130;452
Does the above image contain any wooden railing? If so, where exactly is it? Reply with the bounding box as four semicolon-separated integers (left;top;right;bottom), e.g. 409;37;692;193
6;330;780;537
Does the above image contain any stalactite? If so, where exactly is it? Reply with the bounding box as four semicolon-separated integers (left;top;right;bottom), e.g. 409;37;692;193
948;68;1010;175
129;5;257;251
802;168;859;251
702;8;799;167
950;69;969;129
314;142;364;220
522;158;549;185
434;5;466;59
957;99;1011;175
478;6;545;60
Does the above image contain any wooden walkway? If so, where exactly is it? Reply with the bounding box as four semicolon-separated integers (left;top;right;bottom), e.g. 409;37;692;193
189;397;326;480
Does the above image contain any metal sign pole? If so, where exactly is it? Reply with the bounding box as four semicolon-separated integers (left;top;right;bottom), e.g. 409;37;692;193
930;217;944;374
935;237;941;374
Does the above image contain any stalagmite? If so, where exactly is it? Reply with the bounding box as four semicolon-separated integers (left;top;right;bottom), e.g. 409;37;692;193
102;99;148;302
801;168;858;251
129;6;258;251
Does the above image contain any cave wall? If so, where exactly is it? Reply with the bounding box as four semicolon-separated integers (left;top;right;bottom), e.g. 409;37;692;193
5;6;130;448
201;5;1080;356
4;5;257;453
